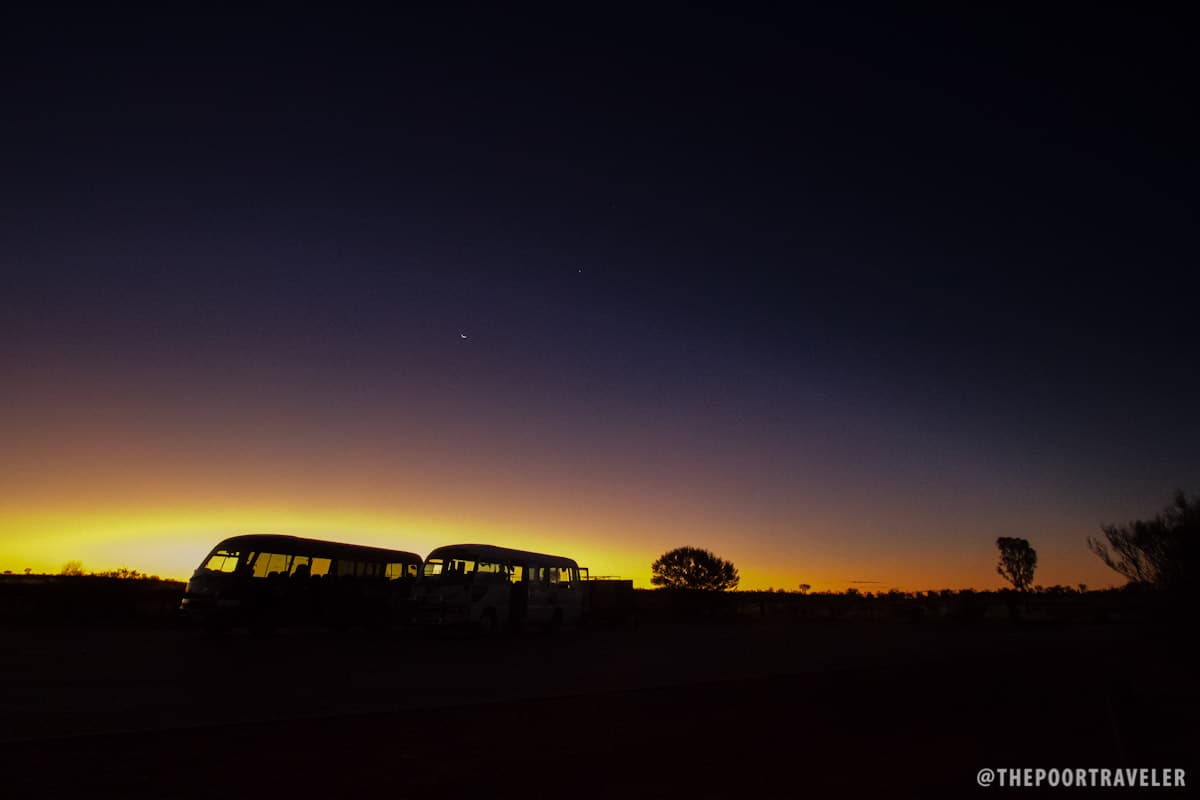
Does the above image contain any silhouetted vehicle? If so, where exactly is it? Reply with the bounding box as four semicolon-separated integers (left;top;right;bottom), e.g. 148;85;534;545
415;544;586;632
180;534;421;633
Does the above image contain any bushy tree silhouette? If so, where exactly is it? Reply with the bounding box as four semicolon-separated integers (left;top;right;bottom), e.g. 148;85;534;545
996;537;1037;591
651;546;739;591
1088;490;1198;592
60;560;85;577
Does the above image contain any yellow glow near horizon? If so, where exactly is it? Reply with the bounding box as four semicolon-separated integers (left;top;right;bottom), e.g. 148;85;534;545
0;507;850;589
0;505;1122;591
0;505;664;586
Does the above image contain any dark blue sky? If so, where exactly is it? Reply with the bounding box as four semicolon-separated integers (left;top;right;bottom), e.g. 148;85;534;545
2;4;1196;585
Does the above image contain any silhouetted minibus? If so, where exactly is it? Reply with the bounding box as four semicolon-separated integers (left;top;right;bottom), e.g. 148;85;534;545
180;534;422;632
415;543;585;632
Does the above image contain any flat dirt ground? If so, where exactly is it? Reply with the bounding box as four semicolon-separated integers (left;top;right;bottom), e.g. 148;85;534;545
0;621;1194;797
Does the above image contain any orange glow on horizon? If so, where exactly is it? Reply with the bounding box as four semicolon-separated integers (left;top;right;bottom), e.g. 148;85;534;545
0;503;1121;591
0;361;1136;594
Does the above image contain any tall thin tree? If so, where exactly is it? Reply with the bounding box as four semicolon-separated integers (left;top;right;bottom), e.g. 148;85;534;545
996;537;1037;592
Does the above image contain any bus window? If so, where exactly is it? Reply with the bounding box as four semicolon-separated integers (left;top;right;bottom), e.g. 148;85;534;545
407;563;418;578
509;565;524;583
203;550;239;573
289;556;311;576
476;561;500;574
252;552;291;578
336;560;361;577
360;562;382;579
310;558;331;577
386;562;410;579
527;566;545;584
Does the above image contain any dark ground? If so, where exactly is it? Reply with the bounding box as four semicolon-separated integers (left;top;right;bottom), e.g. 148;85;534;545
0;620;1194;798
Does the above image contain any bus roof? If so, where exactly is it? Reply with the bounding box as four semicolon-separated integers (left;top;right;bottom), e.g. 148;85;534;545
426;543;579;569
213;534;422;564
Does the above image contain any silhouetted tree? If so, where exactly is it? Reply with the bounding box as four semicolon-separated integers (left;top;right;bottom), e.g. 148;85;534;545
798;583;811;594
996;537;1037;591
60;560;85;576
1088;490;1198;592
651;546;739;591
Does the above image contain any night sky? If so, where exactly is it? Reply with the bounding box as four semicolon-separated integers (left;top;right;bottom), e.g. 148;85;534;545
3;5;1197;589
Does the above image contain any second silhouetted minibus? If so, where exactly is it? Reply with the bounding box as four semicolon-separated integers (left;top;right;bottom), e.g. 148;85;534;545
414;543;585;632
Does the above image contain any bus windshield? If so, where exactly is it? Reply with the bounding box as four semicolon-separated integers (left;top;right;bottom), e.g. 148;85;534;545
202;549;241;573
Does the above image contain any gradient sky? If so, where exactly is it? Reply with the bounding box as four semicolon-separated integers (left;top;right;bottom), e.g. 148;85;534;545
2;5;1197;589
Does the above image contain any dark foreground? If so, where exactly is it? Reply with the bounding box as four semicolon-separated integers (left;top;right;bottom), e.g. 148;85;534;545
1;621;1194;798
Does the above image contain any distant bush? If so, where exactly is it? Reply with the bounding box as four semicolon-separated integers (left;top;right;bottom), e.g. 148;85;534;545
91;567;161;580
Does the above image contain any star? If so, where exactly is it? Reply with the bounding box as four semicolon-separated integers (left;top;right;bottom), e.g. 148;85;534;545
460;333;469;339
